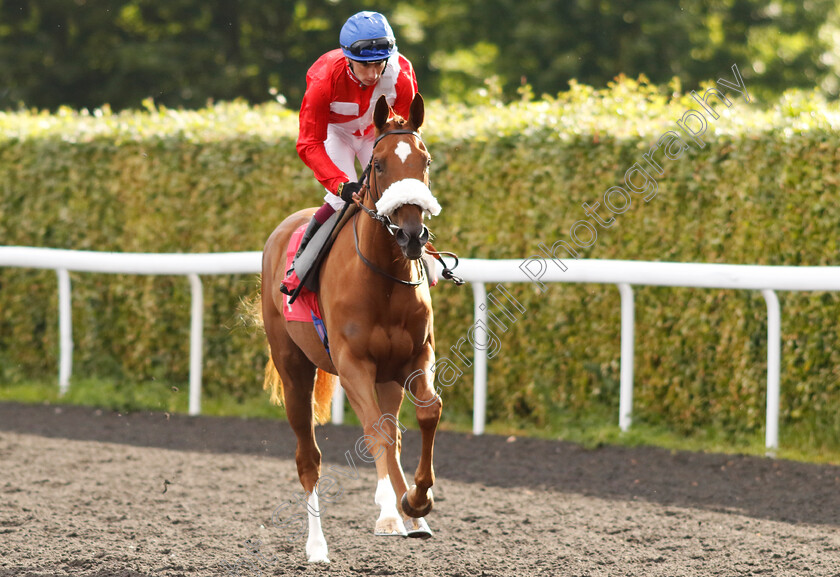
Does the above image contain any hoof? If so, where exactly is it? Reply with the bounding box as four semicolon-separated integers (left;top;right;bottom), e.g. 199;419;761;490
306;539;330;563
307;554;330;564
404;516;433;539
401;486;433;518
375;515;408;537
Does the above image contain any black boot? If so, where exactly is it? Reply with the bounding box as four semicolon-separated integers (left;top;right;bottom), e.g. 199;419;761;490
294;216;323;264
279;216;322;295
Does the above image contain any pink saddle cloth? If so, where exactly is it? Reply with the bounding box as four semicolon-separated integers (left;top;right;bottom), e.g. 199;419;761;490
282;224;323;323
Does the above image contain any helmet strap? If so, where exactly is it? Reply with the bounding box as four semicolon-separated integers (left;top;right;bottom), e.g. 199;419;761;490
345;58;363;84
345;57;386;86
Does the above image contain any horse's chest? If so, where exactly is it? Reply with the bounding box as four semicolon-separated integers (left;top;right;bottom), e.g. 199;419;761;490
374;299;431;354
370;321;427;360
336;298;432;365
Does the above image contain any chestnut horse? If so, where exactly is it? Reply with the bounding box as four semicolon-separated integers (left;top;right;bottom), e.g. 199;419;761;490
260;93;441;563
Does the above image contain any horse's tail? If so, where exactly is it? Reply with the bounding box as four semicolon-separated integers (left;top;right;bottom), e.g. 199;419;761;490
263;351;337;425
262;348;284;406
248;288;337;425
313;369;338;425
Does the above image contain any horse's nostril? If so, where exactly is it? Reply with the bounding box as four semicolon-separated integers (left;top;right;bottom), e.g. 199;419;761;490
396;229;409;246
419;226;430;245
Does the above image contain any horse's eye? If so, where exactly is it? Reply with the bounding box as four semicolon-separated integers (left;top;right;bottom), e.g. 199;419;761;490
425;158;432;170
374;159;383;173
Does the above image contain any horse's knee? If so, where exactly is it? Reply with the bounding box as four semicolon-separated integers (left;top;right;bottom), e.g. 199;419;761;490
416;395;441;428
353;423;384;462
369;412;407;447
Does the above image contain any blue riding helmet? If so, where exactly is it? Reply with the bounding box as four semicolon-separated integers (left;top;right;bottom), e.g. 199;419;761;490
339;11;397;62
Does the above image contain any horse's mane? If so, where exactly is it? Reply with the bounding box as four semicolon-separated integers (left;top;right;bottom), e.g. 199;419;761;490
388;112;406;125
381;113;420;134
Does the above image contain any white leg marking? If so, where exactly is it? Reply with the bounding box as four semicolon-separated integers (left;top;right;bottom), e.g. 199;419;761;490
394;141;412;163
374;476;407;536
305;491;330;563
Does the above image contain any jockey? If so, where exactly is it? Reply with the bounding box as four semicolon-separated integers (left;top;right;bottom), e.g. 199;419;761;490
281;11;419;294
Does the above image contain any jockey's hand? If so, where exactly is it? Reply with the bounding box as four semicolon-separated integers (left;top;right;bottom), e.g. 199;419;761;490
339;181;362;203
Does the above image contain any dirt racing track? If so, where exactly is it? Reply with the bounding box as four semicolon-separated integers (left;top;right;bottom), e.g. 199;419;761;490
1;402;839;577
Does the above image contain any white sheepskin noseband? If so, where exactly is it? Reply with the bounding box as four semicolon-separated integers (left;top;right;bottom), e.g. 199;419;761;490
375;178;441;218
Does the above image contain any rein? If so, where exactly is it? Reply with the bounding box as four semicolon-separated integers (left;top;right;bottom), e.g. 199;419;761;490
352;212;426;286
425;247;465;286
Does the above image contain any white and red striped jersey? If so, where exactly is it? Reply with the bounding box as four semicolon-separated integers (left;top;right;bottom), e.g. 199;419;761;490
296;49;419;195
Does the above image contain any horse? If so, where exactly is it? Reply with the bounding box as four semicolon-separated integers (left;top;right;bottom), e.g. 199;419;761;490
259;93;442;563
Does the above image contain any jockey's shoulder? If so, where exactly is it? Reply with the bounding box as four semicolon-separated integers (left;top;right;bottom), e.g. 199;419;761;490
397;53;414;70
306;49;346;80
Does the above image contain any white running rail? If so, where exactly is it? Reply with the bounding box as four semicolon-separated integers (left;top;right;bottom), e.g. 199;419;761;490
3;246;840;451
0;247;262;416
461;258;840;452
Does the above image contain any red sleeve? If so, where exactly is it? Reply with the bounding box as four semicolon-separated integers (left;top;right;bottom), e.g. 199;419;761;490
392;56;419;121
296;71;348;195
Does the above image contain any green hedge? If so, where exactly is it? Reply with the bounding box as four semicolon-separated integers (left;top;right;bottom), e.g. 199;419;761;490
2;79;839;444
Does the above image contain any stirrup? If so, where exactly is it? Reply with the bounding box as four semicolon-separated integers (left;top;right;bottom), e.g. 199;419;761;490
279;263;297;296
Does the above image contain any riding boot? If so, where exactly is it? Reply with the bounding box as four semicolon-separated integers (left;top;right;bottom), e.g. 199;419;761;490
279;216;322;295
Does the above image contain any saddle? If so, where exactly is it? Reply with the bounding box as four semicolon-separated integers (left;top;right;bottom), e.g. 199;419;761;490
287;203;358;305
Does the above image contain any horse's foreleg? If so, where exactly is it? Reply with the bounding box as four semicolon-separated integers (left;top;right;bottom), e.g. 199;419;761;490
374;382;410;489
373;381;433;537
340;366;407;537
402;365;441;520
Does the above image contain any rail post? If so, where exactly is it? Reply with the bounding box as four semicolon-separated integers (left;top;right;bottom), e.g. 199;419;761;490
761;289;781;453
617;283;635;432
188;274;204;416
472;282;488;435
57;269;73;396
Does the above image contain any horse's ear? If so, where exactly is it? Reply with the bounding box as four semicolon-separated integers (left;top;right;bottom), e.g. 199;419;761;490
408;93;424;130
373;95;390;131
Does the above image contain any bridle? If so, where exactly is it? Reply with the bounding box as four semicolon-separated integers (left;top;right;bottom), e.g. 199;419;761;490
351;128;428;287
352;127;464;287
354;128;428;237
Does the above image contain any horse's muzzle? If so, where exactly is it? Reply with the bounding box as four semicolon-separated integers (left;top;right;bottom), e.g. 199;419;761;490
396;225;430;260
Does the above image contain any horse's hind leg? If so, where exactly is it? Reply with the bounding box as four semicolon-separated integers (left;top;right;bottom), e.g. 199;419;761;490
268;331;330;563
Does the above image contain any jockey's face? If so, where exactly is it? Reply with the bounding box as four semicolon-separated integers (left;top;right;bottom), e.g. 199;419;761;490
347;58;387;87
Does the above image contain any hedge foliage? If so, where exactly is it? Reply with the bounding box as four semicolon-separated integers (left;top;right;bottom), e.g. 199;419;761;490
2;77;839;442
